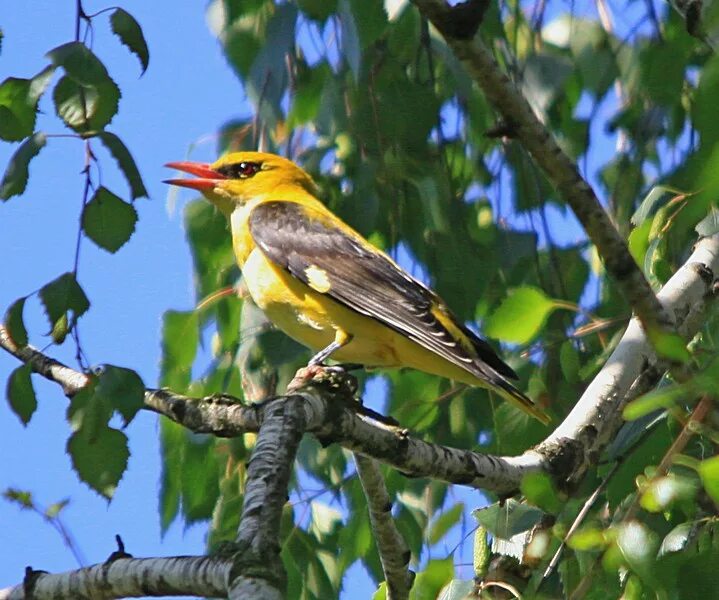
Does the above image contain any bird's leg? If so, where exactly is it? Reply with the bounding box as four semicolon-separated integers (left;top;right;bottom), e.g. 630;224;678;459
307;329;353;367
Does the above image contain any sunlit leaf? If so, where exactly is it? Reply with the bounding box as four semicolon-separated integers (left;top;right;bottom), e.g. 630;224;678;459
485;286;561;344
698;456;719;504
639;475;697;512
53;74;120;132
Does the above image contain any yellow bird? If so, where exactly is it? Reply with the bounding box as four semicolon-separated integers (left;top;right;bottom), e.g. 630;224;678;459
164;152;549;424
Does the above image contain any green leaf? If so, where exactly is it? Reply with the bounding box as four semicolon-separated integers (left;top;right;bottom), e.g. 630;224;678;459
7;364;36;425
658;522;694;556
623;384;685;420
339;0;361;79
698;456;719;504
639;475;697;512
428;503;464;546
631;186;676;226
96;131;148;199
3;488;33;508
94;365;145;426
67;380;111;437
297;0;337;21
472;499;544;538
559;340;580;383
520;472;562;514
647;329;690;363
47;42;110;86
696;205;719;237
159;420;183;532
346;0;387;49
180;436;220;523
82;187;138;253
615;521;659;584
110;9;149;74
67;425;129;498
4;297;28;346
0;68;53;141
160;310;199;390
568;527;607;551
38;272;90;335
438;579;474;600
410;558;454;600
0;132;47;200
628;218;653;269
53;75;120;132
484;286;561;344
473;526;490;578
45;499;70;518
246;4;297;125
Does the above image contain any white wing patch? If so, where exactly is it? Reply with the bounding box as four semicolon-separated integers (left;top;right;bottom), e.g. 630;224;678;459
305;265;332;293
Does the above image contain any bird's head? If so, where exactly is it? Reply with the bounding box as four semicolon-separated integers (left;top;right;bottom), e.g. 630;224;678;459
164;151;317;214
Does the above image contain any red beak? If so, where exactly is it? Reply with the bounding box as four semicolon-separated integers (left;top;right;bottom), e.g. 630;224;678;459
163;161;226;191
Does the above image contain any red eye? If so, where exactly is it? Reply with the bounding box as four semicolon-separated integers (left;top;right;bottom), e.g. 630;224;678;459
217;161;261;178
237;162;260;177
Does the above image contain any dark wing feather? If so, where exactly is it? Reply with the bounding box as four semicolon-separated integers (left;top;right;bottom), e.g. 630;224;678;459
248;201;517;381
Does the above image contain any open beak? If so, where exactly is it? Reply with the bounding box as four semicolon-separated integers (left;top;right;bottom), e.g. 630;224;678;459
163;161;226;191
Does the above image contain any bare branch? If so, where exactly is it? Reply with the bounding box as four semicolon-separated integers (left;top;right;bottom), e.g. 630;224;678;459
410;0;675;343
0;555;230;600
228;396;307;599
354;454;415;599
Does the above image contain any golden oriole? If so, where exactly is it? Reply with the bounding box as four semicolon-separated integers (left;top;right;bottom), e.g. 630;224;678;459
164;152;549;424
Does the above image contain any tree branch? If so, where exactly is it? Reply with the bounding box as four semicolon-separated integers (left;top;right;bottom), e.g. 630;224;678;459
537;234;719;487
0;555;231;600
410;0;675;344
354;454;415;599
227;396;307;599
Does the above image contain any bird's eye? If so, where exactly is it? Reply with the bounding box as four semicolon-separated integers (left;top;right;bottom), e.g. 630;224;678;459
237;161;260;177
217;161;261;179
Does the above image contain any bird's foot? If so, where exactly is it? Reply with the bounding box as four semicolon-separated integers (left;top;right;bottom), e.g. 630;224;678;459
287;363;359;396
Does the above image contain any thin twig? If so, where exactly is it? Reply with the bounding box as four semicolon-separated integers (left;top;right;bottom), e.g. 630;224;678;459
354;454;415;599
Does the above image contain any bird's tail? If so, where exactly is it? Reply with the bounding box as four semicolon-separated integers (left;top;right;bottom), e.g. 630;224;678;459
493;377;551;425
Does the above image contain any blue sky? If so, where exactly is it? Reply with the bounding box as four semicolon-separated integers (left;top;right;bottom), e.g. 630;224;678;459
0;0;254;595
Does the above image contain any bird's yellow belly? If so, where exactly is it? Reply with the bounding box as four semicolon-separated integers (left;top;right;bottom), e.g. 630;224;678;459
240;249;484;386
241;249;397;365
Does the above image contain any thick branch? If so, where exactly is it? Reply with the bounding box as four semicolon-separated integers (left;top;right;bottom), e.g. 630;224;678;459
354;454;415;599
411;0;674;342
537;234;719;486
0;556;230;600
228;396;307;599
